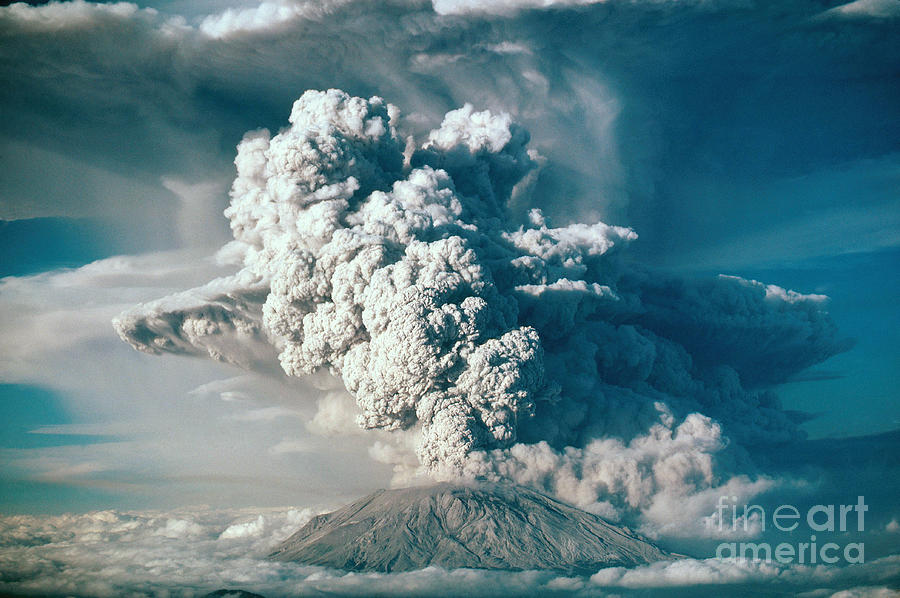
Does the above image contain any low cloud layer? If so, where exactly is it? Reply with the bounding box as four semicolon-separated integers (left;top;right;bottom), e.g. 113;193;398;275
115;89;848;528
1;506;898;597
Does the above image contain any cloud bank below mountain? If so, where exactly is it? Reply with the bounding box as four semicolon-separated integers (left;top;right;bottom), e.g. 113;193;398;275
1;505;898;598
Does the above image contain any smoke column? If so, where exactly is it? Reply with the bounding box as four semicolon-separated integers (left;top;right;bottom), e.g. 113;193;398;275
116;89;846;522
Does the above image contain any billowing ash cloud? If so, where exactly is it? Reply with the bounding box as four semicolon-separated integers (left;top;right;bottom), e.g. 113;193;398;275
115;89;846;520
114;269;276;370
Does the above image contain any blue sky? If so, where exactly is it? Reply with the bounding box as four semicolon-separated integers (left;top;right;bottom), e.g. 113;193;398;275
0;0;898;595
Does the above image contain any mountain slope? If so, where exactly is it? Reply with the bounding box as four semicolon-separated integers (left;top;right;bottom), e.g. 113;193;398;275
269;482;669;573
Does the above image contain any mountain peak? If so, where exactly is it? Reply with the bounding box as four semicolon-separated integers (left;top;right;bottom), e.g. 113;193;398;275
270;481;669;573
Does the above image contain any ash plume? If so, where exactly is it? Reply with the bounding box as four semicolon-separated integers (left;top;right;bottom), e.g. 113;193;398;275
115;89;847;523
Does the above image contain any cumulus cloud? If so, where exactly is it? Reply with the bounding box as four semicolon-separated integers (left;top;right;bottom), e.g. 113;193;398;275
115;88;848;527
590;555;900;590
0;0;145;28
199;0;352;39
428;0;755;16
0;507;312;597
821;0;900;19
827;587;900;598
156;517;204;538
431;0;600;16
220;514;268;538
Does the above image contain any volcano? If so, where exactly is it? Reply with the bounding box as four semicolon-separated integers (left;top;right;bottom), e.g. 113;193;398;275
269;481;669;573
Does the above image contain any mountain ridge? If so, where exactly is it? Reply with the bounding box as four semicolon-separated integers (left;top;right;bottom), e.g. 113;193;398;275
269;481;670;573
